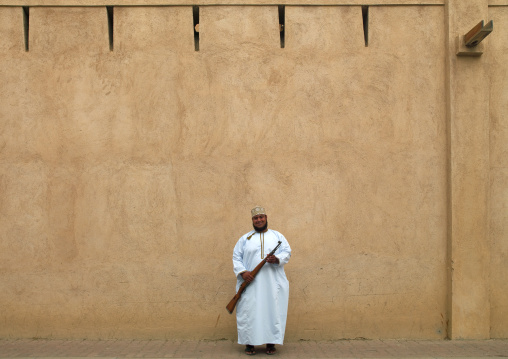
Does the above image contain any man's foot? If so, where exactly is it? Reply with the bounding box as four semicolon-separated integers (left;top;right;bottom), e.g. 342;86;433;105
245;345;256;355
266;344;276;355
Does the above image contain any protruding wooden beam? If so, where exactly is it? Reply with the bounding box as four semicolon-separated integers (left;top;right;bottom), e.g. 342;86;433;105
464;19;493;47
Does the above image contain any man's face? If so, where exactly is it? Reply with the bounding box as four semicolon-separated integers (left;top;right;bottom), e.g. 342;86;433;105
252;214;267;230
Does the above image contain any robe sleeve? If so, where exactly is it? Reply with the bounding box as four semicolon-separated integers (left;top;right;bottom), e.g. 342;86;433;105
274;232;291;266
232;236;247;278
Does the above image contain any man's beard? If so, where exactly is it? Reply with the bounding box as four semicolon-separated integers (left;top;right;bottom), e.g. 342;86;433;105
253;221;268;232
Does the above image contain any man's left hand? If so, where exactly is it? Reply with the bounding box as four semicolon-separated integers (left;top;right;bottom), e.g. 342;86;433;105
266;254;279;264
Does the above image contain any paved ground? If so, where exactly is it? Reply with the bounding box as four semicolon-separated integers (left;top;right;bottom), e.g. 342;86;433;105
0;339;507;359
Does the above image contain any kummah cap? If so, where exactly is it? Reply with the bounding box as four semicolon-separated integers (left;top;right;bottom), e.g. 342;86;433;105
251;206;266;217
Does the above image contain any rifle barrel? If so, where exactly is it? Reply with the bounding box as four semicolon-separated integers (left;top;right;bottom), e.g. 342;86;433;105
226;241;282;314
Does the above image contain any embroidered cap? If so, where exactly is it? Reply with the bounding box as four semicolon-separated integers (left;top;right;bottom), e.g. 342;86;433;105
251;206;266;217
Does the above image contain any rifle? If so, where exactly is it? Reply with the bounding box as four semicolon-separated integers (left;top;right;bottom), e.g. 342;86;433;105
226;240;282;314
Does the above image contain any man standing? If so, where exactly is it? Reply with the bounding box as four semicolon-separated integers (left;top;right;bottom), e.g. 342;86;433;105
232;206;292;355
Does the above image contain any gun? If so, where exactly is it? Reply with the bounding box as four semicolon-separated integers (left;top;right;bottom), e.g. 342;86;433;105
226;240;282;314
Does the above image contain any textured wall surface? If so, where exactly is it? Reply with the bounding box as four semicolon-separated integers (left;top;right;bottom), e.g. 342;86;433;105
489;5;508;339
446;0;491;339
0;1;505;341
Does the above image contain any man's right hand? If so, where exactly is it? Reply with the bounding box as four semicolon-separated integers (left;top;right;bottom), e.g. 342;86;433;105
241;271;254;283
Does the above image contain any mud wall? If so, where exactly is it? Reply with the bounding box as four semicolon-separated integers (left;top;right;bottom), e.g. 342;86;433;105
0;0;506;340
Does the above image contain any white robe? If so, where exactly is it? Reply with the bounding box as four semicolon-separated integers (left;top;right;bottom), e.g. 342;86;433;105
232;229;291;345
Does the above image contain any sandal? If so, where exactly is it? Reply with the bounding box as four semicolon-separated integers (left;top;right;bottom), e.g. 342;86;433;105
266;344;276;355
245;345;256;355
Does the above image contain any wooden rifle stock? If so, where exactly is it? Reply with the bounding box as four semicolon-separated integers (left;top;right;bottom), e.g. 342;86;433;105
226;240;282;314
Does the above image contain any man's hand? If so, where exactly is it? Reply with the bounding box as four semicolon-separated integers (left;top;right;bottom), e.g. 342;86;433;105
266;254;279;265
241;271;255;283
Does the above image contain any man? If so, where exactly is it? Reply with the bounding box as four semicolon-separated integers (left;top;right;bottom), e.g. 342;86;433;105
232;206;292;355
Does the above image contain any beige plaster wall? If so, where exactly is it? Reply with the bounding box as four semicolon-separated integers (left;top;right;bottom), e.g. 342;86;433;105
0;2;505;340
489;5;508;339
446;0;491;339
